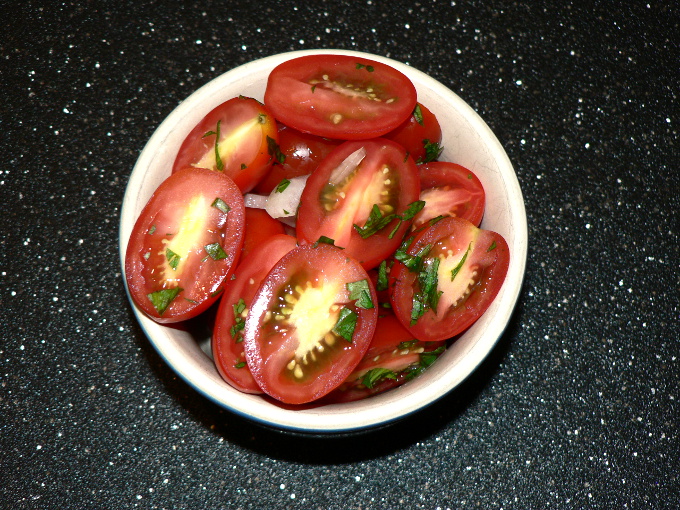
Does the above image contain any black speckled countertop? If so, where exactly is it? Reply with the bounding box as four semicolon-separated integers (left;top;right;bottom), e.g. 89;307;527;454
2;1;678;508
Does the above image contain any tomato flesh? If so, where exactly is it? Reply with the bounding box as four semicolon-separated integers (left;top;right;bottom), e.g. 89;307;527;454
212;234;298;393
125;167;245;323
296;138;420;269
243;243;378;404
172;96;278;193
264;54;417;140
240;207;287;259
390;217;509;341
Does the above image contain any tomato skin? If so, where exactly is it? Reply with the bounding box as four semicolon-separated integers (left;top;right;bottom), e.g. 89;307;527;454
172;96;278;193
240;207;287;259
253;124;342;195
125;167;245;323
212;234;298;394
390;217;509;342
296;138;421;270
264;54;417;140
243;243;378;404
414;162;486;227
385;102;442;164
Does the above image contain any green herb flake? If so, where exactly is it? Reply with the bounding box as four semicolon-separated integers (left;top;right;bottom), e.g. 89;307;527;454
397;339;419;351
347;279;374;309
204;242;228;261
311;84;317;93
267;135;286;164
276;178;291;193
203;120;224;171
361;367;397;389
417;139;444;164
234;361;246;369
230;298;247;341
148;225;156;235
487;240;497;252
166;248;181;270
211;197;230;214
376;260;389;292
413;104;424;125
147;287;182;315
395;242;431;273
410;256;443;325
312;235;338;248
450;243;471;281
332;307;357;343
354;204;396;239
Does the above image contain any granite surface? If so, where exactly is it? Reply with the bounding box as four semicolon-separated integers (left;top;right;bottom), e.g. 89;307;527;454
1;1;678;509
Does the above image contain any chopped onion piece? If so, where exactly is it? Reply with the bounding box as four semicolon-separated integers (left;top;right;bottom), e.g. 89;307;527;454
328;146;366;185
243;193;268;209
265;175;309;219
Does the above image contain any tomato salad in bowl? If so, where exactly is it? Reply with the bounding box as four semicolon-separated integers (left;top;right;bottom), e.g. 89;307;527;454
120;50;527;433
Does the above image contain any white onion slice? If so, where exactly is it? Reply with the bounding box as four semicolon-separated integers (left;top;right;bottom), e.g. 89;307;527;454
265;175;309;219
328;146;367;185
243;193;268;209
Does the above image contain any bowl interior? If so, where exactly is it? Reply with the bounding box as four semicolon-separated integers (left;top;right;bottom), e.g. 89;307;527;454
119;49;527;433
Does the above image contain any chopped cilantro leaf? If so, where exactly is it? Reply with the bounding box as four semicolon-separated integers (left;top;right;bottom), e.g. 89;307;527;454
205;242;228;261
347;279;374;309
276;178;291;193
211;197;230;214
413;104;424;125
450;243;471;281
376;260;389;292
147;287;182;315
416;139;443;164
166;248;181;270
267;135;286;164
332;307;357;342
234;361;246;369
487;240;497;252
361;367;397;389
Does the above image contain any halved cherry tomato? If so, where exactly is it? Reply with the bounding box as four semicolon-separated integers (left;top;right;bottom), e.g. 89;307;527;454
253;124;342;195
296;138;421;270
212;234;298;394
326;311;445;403
264;54;417;140
390;217;509;342
413;162;486;227
125;166;245;323
385;102;443;164
172;96;278;193
243;243;378;404
240;207;287;259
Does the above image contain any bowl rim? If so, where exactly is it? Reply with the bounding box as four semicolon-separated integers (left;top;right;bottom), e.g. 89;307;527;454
119;49;527;433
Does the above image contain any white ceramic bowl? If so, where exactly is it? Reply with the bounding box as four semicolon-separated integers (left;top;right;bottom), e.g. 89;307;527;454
119;49;527;433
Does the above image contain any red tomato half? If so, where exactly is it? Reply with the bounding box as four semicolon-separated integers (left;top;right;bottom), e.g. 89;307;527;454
253;124;341;195
296;138;421;270
243;243;378;404
264;54;417;140
172;96;278;193
240;207;286;260
125;167;245;323
414;162;486;227
390;217;509;342
326;312;445;403
385;102;443;164
212;234;298;394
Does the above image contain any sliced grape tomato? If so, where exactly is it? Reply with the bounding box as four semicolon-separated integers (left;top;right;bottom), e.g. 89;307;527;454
243;243;378;404
264;54;417;140
296;138;421;269
213;234;298;394
414;162;486;227
125;166;245;323
172;96;279;193
390;216;509;342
